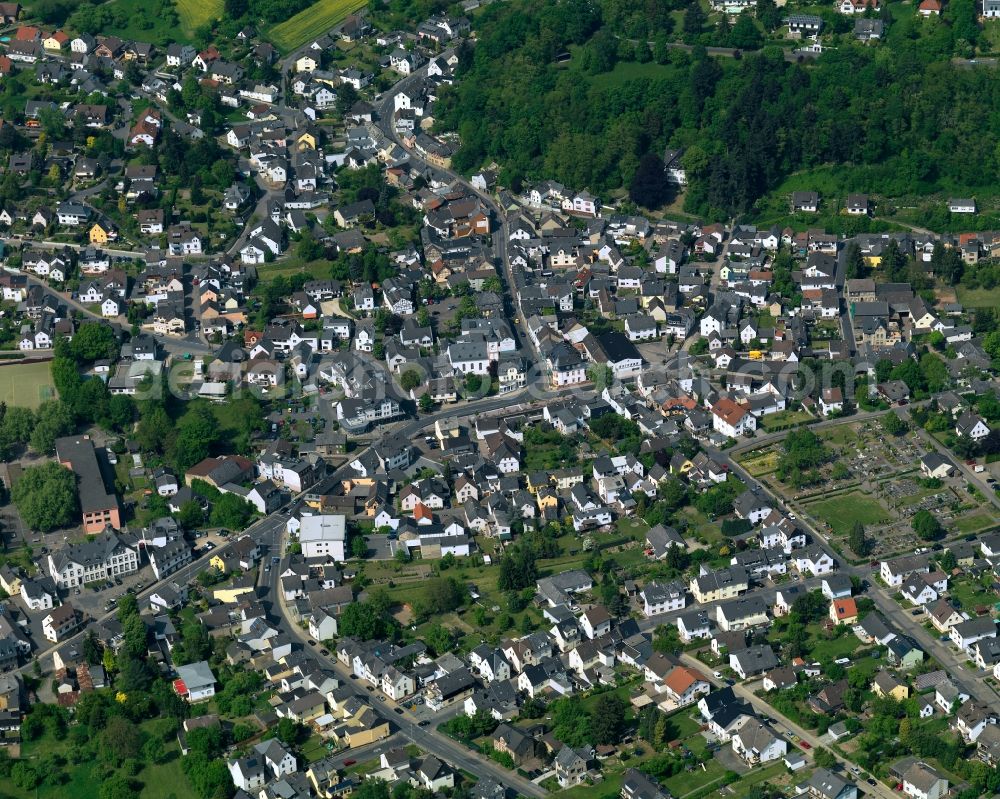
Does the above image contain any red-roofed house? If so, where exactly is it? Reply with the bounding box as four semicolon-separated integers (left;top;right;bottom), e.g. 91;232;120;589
662;666;710;707
413;502;433;524
830;598;859;625
711;398;757;437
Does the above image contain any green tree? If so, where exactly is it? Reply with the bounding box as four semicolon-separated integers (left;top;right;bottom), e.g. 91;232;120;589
883;412;908;436
70;323;118;362
275;717;303;746
100;717;144;766
0;405;35;456
176;500;205;530
420;577;465;615
683;2;706;35
171;402;221;472
210;493;254;530
848;521;872;556
339;601;393;640
590;693;627;744
99;774;139;799
756;0;782;29
845;243;866;280
464;373;483;393
354;780;390;799
729;13;763;49
497;545;537;591
29;400;75;453
400;370;422;391
11;462;79;531
628;153;673;209
913;510;944;541
135;403;173;453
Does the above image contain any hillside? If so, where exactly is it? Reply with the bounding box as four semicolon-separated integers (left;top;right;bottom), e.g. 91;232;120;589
435;0;1000;221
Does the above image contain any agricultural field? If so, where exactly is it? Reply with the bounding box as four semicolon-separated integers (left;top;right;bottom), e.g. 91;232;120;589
268;0;368;52
175;0;222;34
0;360;56;409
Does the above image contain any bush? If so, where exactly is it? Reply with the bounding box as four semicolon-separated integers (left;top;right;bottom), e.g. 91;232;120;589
721;518;752;536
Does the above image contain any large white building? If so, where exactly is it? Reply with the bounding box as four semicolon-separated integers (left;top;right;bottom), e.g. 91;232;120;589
47;532;139;589
298;515;347;561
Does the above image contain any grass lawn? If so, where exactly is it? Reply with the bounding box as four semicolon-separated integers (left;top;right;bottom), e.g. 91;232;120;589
268;0;368;52
175;0;222;35
679;506;725;547
668;711;704;741
949;578;997;613
616;517;650;539
806;491;889;537
550;777;623;799
0;360;56;408
257;257;334;284
955;513;996;534
819;423;860;447
301;733;335;763
957;285;1000;308
761;410;813;432
730;762;792;799
739;449;780;476
139;749;189;799
588;60;680;91
808;627;862;661
663;759;728;796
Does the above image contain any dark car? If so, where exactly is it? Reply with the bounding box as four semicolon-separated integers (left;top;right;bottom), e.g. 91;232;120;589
320;649;329;656
868;780;877;786
418;720;429;727
394;707;404;715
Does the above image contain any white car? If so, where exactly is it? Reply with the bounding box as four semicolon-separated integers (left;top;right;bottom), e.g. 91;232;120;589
713;671;723;679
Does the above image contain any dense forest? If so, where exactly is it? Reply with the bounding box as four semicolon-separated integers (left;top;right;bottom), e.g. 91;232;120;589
436;0;1000;219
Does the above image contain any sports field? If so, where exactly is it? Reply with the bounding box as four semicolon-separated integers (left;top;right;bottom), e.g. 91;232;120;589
0;361;56;409
268;0;367;52
176;0;223;34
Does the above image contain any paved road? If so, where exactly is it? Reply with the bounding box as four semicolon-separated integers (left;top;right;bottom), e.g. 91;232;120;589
680;655;899;799
3;238;149;259
371;67;531;358
256;492;547;797
16;273;214;356
31;512;287;673
717;401;1000;717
